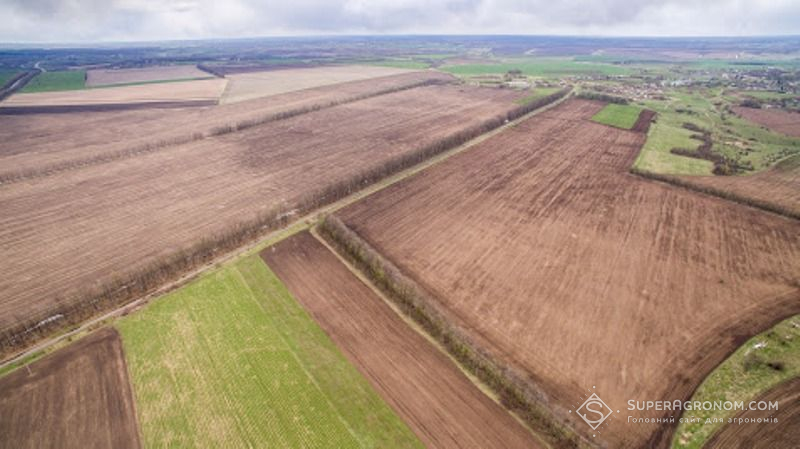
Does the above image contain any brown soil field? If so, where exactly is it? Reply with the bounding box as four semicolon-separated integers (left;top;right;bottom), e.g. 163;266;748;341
705;377;800;449
733;106;800;137
262;231;541;449
86;65;211;87
0;327;140;449
0;83;522;336
0;71;451;181
336;99;800;448
676;154;800;218
221;65;415;104
2;78;227;109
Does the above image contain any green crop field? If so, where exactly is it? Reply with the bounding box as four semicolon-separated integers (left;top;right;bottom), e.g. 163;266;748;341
117;253;422;449
367;59;430;70
671;315;800;449
0;70;21;87
515;87;562;105
442;57;631;78
591;103;643;129
20;70;86;93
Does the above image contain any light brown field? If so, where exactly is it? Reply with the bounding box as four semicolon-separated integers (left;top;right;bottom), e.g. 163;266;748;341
336;99;800;448
0;83;522;334
0;327;140;449
2;78;227;108
0;71;450;179
85;65;211;87
221;65;415;104
262;231;541;449
706;377;800;449
677;154;800;218
733;106;800;137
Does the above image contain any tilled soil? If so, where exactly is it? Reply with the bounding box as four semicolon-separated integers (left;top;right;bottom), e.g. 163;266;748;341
262;231;542;449
0;327;140;449
733;106;800;138
337;98;800;448
0;82;521;333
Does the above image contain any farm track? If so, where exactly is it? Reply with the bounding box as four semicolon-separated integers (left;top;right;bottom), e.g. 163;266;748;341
262;231;543;449
335;98;800;448
0;71;453;183
0;327;140;449
705;377;800;448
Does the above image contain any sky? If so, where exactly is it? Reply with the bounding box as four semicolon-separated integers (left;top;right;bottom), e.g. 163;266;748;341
1;0;799;43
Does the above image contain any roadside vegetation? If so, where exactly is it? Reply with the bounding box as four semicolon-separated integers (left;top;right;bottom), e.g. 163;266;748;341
591;103;643;129
672;315;800;449
117;253;422;448
20;70;86;92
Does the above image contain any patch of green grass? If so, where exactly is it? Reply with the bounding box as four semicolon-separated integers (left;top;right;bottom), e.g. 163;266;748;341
738;90;798;101
20;70;86;93
90;76;214;89
117;254;422;449
633;87;800;175
671;315;800;449
0;69;21;87
0;350;45;377
442;57;631;79
366;60;430;70
515;87;562;105
591;103;643;129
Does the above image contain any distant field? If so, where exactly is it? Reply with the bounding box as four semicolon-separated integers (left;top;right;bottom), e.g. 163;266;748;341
591;103;643;129
3;78;227;109
672;315;800;449
86;65;212;87
442;57;631;78
0;328;140;449
733;106;800;138
221;65;416;104
515;87;561;105
0;72;448;178
0;70;21;87
20;70;86;92
117;254;421;448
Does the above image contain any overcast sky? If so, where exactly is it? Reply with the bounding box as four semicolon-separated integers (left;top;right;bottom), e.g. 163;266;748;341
2;0;799;43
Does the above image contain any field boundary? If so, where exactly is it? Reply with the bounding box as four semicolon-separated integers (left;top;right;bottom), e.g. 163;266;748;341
318;215;587;449
629;167;800;220
0;70;40;101
0;76;450;185
0;86;571;364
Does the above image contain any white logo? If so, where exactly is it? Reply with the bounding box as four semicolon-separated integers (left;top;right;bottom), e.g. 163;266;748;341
576;393;613;430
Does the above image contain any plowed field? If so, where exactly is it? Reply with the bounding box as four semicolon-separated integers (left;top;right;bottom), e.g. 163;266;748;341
337;99;800;448
262;231;541;449
0;327;140;449
0;82;521;334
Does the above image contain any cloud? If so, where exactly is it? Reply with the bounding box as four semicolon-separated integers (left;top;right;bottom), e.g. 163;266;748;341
0;0;798;42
